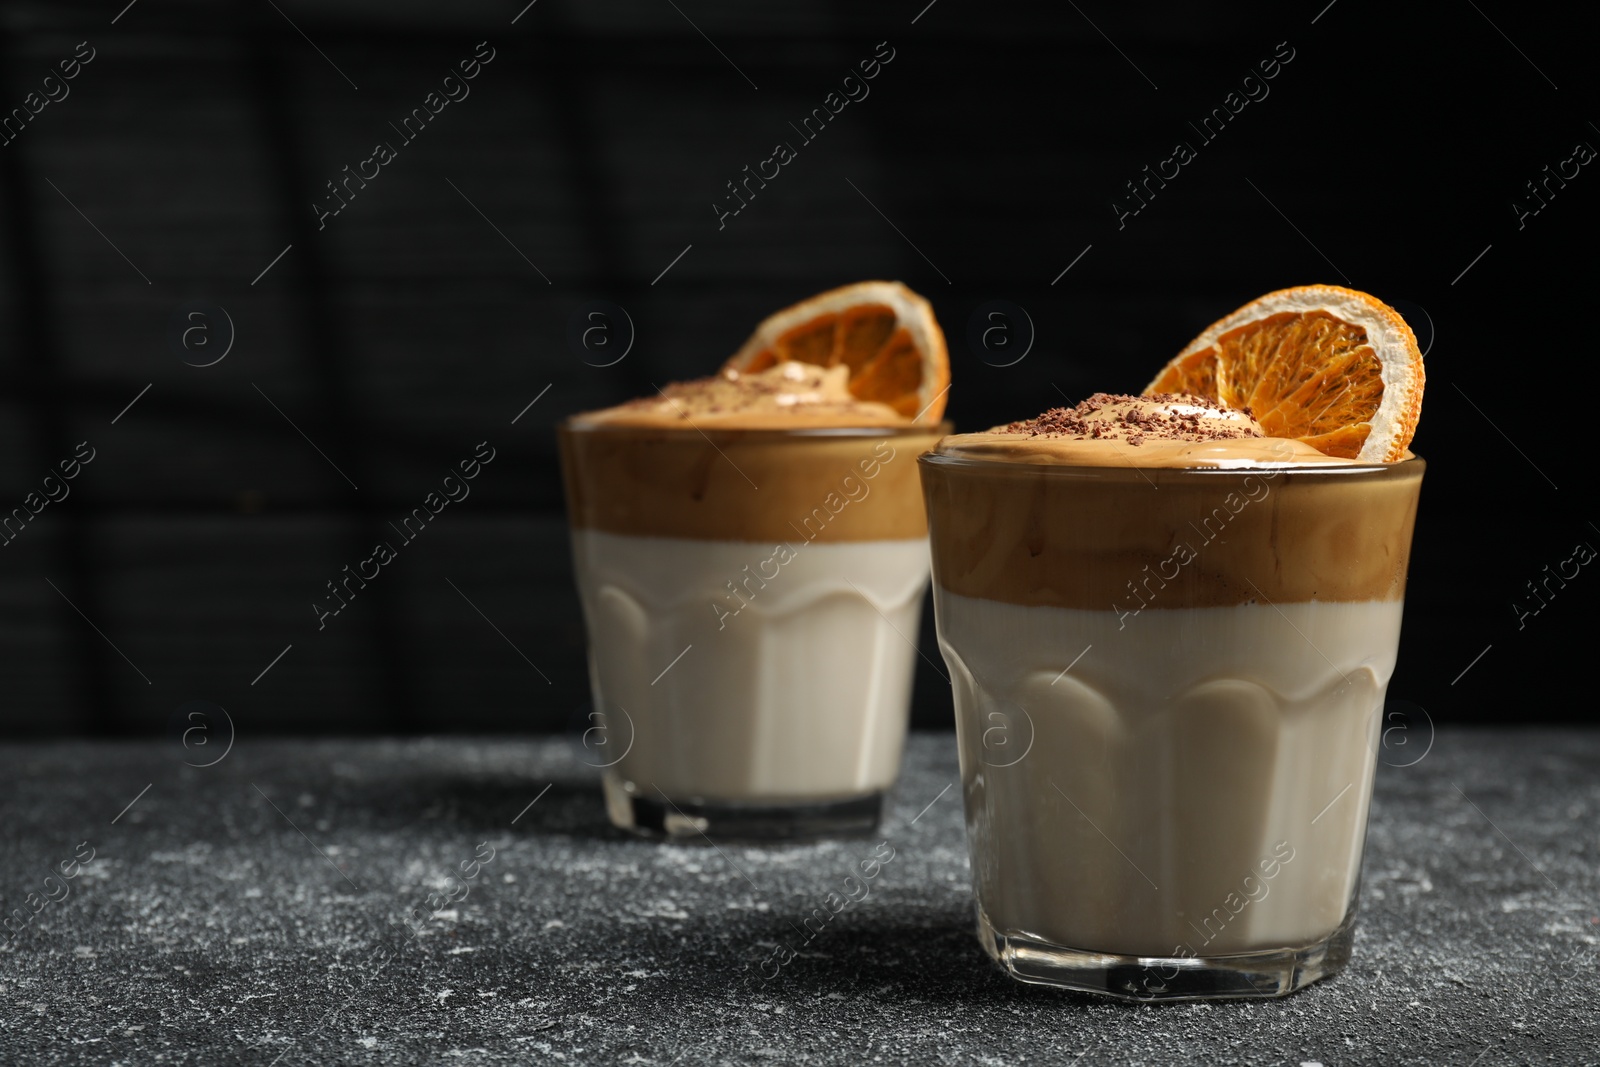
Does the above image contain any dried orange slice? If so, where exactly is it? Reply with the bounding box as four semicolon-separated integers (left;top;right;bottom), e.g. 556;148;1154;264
722;281;950;424
1145;285;1424;460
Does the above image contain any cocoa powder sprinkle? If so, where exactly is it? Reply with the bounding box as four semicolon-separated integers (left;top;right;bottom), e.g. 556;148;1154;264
995;393;1262;444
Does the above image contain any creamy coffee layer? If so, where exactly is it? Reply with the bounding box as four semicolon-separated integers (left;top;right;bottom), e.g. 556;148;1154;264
942;435;1348;468
564;359;944;543
921;393;1422;608
562;422;946;543
921;459;1421;608
573;362;906;429
945;392;1357;469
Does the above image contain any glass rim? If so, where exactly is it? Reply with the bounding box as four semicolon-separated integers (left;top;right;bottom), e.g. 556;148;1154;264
917;450;1425;480
559;417;953;441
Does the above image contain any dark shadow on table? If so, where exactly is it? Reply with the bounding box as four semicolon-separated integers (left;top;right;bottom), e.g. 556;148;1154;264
646;908;1125;1013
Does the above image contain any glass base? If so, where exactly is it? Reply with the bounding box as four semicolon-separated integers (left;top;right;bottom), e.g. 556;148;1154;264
603;774;883;840
975;903;1357;1001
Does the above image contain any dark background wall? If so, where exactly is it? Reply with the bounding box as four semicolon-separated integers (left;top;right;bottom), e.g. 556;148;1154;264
0;0;1592;736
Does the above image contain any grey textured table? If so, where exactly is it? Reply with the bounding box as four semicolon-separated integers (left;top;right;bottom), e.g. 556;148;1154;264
1;731;1595;1065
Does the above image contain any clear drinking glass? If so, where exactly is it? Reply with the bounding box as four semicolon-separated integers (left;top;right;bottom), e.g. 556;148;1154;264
560;420;949;838
918;451;1424;999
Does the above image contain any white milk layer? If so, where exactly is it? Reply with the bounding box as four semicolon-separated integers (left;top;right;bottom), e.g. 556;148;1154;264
571;529;931;802
933;588;1403;957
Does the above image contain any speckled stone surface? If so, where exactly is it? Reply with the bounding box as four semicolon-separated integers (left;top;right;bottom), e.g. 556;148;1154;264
1;731;1596;1065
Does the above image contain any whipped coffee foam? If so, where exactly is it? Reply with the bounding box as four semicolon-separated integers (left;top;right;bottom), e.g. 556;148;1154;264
920;455;1421;610
941;392;1360;469
574;361;907;429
